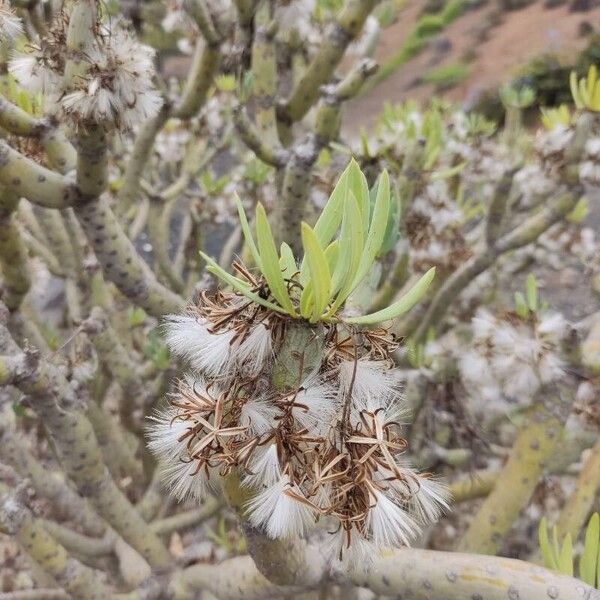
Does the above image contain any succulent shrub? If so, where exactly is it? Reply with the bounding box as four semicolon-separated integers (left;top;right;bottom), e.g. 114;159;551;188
0;1;599;599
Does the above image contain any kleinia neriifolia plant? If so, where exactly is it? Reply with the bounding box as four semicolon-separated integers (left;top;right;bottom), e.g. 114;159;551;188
148;160;447;559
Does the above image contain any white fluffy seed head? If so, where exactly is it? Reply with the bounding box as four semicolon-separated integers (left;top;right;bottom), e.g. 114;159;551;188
61;25;161;129
246;475;315;539
163;314;209;359
241;443;281;488
459;350;493;386
190;329;235;377
156;304;446;548
274;0;317;41
234;322;273;376
0;1;22;43
239;397;278;437
366;487;419;548
407;476;451;523
471;308;497;339
158;457;212;502
292;376;338;436
462;308;567;408
339;359;403;415
535;125;574;158
9;20;160;127
163;314;235;378
146;407;191;460
9;53;62;94
324;525;378;565
538;312;567;342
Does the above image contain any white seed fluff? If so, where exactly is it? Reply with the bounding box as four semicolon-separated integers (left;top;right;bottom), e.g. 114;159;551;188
246;475;314;539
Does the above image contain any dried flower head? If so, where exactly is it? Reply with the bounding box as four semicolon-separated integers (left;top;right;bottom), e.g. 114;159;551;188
9;15;69;95
150;297;448;554
405;181;470;274
460;307;567;415
9;17;161;129
0;0;22;43
61;25;162;129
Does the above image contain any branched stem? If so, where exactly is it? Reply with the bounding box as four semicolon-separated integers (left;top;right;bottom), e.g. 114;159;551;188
408;191;581;341
150;497;223;536
0;189;30;310
118;103;170;208
0;140;76;208
277;0;381;124
0;413;106;536
1;328;173;568
233;105;289;167
0;491;110;599
457;393;571;554
555;436;600;539
75;194;184;315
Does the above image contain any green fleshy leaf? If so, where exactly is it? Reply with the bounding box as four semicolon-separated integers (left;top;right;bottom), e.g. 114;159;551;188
200;252;289;315
579;78;590;108
351;169;391;290
300;160;354;286
324;240;340;273
299;283;314;320
514;292;529;320
558;534;573;577
301;222;332;322
580;513;599;586
586;65;598;98
552;525;561;568
144;327;171;370
431;162;466;181
597;522;600;589
329;192;353;297
380;185;402;255
526;273;537;312
128;306;147;327
567;197;589;223
234;194;261;267
279;242;298;280
255;203;296;315
347;158;370;238
312;159;353;246
12;402;27;418
539;518;558;570
328;192;365;314
344;267;435;325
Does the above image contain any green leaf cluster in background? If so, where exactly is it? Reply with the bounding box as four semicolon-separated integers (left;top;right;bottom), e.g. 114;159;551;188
571;65;600;112
377;101;447;170
540;105;571;131
4;75;44;116
143;328;171;371
500;83;536;109
539;513;600;587
514;274;549;320
201;160;434;325
372;0;465;86
421;62;470;93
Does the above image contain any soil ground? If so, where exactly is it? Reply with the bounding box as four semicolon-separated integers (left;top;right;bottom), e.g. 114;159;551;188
344;0;600;132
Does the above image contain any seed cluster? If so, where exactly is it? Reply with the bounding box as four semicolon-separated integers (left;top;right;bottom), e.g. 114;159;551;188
148;265;448;560
9;15;161;129
459;308;567;411
0;0;22;43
